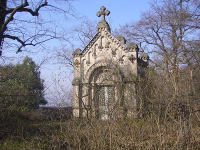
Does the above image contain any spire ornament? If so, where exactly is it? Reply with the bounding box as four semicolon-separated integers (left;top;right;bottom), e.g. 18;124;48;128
96;6;110;21
96;6;111;32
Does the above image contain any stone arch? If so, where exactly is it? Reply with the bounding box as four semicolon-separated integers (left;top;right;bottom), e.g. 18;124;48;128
85;60;124;84
85;60;124;119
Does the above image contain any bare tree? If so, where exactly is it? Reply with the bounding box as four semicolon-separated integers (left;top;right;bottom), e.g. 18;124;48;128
73;18;97;48
121;0;200;75
55;18;97;68
119;0;200;146
0;0;73;56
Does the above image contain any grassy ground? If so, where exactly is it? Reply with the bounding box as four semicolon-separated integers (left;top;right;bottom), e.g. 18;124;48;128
0;110;200;150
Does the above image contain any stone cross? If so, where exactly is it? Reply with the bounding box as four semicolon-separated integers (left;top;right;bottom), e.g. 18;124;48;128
96;6;110;21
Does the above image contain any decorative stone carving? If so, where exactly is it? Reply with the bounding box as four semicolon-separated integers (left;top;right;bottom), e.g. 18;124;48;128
98;37;103;50
128;55;136;63
119;56;125;64
117;35;126;45
96;6;111;32
127;43;138;52
74;59;80;67
112;48;117;57
140;52;149;61
93;44;97;57
73;48;82;56
96;6;110;21
105;41;110;48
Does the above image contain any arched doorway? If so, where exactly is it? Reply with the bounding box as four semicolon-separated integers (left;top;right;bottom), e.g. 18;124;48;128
89;66;122;119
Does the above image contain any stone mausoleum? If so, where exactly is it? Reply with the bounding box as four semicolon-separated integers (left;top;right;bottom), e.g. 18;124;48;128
72;6;149;119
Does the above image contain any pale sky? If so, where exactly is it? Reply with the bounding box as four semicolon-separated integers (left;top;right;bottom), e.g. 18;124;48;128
2;0;151;106
72;0;151;28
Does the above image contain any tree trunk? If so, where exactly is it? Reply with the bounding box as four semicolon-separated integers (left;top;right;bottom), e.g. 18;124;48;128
0;0;7;54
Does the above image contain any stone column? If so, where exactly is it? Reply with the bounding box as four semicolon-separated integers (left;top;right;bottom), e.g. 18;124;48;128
124;81;137;118
72;80;81;117
72;48;82;117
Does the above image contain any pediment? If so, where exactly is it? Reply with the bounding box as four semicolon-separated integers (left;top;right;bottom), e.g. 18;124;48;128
81;30;127;58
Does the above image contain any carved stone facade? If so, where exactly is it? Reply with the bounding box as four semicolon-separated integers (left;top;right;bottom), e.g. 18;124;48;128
72;6;149;119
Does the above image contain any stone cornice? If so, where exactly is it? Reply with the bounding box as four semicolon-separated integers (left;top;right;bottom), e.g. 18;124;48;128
81;32;101;56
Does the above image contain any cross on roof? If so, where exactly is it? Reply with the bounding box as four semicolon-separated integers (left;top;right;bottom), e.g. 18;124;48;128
96;6;110;21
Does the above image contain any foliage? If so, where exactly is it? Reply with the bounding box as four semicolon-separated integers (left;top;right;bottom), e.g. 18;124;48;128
0;56;47;110
0;117;200;150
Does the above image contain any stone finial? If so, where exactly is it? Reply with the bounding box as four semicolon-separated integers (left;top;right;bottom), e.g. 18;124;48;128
96;6;110;21
140;52;149;61
117;35;126;44
73;48;82;57
139;52;149;66
96;6;111;32
127;43;139;52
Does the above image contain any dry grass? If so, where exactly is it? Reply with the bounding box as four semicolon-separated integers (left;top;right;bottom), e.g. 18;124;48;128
0;111;200;150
